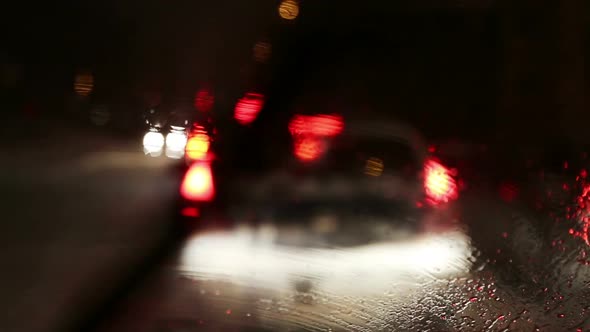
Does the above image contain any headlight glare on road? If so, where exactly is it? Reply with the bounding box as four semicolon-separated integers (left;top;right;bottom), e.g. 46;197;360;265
180;229;471;294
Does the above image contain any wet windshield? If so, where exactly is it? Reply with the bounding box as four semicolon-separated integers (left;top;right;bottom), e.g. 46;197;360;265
2;1;589;332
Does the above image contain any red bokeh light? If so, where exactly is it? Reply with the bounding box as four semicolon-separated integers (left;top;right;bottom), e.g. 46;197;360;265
289;114;344;137
181;207;200;218
288;114;343;162
234;93;264;125
181;163;215;202
194;88;215;112
570;173;590;246
424;159;458;204
294;136;323;162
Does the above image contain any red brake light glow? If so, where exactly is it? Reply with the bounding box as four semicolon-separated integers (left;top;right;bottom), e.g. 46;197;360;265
234;93;264;125
294;136;324;162
181;163;215;202
289;114;343;162
289;114;344;137
424;159;458;204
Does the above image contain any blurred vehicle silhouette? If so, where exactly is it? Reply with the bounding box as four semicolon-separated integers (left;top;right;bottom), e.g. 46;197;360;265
177;107;461;243
142;100;197;159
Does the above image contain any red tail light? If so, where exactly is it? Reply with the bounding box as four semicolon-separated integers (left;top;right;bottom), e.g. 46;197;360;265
424;159;458;204
289;114;344;137
294;136;324;162
289;114;343;162
181;163;215;202
234;93;264;125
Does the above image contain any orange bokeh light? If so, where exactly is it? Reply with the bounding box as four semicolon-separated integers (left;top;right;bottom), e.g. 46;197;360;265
185;133;210;160
74;72;94;97
278;0;299;20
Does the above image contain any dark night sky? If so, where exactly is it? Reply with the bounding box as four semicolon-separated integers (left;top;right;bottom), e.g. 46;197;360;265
0;1;500;135
0;1;585;143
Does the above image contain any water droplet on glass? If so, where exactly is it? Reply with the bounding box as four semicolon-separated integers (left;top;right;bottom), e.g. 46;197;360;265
339;307;352;314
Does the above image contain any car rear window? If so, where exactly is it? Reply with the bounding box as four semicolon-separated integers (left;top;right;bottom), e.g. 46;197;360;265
293;134;420;177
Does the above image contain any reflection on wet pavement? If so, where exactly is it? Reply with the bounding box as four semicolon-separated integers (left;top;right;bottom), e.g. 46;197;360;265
99;209;472;331
179;227;472;294
98;186;590;332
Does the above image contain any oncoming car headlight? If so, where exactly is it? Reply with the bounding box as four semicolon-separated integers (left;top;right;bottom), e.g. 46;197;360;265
143;131;165;155
166;132;188;151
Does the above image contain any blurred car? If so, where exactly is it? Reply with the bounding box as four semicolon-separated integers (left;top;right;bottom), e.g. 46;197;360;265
142;101;199;159
176;109;461;240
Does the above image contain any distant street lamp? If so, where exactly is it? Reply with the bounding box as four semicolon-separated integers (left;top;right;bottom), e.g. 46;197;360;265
74;72;94;97
278;0;299;20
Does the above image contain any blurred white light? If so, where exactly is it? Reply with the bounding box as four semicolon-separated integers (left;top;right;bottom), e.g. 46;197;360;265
165;148;184;159
180;228;473;295
166;132;188;151
143;132;164;155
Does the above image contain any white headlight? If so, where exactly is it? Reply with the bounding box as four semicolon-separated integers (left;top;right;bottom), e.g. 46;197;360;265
143;131;164;151
166;132;188;151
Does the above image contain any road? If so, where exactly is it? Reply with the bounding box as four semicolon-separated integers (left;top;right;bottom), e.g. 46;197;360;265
3;121;590;331
0;122;181;332
94;179;590;331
